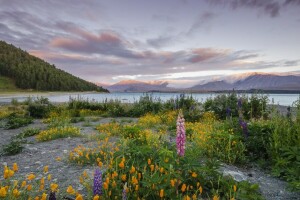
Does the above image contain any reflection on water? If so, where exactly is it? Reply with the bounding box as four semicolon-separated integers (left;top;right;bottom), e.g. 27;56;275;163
0;92;299;106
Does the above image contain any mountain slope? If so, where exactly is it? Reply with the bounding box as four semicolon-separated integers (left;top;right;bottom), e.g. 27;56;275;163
108;80;170;92
0;41;108;92
191;74;300;91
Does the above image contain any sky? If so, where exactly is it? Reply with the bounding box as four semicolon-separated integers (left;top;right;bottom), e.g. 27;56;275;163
0;0;300;88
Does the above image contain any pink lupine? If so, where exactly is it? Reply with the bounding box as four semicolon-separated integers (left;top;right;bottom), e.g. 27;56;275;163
176;111;186;157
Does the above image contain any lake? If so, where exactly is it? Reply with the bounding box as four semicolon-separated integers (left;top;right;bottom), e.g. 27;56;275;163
0;92;299;106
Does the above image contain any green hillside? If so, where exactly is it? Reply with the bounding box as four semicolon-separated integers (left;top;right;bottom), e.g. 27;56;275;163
0;41;108;92
0;76;19;91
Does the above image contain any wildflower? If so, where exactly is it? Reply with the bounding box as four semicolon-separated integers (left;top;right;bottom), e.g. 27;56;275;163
13;189;20;197
103;182;108;190
76;194;83;200
21;181;26;187
93;169;102;196
233;185;237;192
191;172;197;178
27;173;36;181
213;195;219;200
199;186;203;194
150;164;155;172
176;111;186;157
181;184;187;192
67;186;75;195
27;184;33;191
50;183;58;192
93;195;100;200
41;193;47;200
0;187;7;197
130;165;136;174
13;163;18;172
48;174;52;181
147;158;151;165
159;189;164;198
122;183;127;200
119;161;125;169
170;179;175;187
44;166;49;173
121;174;127;181
192;194;197;200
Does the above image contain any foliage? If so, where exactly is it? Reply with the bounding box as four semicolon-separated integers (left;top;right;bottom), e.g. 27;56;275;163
36;126;81;141
0;40;108;92
1;137;26;156
27;97;54;118
203;92;268;120
4;113;33;129
17;128;41;138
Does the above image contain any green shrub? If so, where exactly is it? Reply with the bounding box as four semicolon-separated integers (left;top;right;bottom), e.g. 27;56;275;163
27;97;53;118
4;113;33;129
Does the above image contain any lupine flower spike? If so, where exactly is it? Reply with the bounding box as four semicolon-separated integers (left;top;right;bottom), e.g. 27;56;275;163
93;168;103;196
176;110;186;157
122;182;128;200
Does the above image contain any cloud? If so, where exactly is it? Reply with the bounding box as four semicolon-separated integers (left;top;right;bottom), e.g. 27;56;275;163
50;30;150;59
206;0;286;18
187;12;216;35
187;48;228;63
147;36;173;48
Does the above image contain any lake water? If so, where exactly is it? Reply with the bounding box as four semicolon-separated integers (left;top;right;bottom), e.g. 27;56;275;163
0;92;299;106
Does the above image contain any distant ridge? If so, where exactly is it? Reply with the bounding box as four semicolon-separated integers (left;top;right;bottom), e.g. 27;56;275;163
107;80;171;92
0;40;108;92
191;74;300;92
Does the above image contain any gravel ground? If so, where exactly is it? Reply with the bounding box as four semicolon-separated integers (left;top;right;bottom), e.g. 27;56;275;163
0;117;299;200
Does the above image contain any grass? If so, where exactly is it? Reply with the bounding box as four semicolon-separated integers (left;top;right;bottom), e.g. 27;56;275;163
0;76;19;92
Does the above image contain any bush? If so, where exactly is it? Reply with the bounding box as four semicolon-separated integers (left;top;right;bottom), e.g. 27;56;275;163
27;97;53;118
4;113;33;129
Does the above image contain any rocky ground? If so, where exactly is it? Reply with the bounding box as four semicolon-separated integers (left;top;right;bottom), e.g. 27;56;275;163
0;117;299;200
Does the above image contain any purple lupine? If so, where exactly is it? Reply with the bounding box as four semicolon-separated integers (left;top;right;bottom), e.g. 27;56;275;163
93;168;102;196
239;119;249;138
49;192;56;200
176;111;186;157
122;183;127;200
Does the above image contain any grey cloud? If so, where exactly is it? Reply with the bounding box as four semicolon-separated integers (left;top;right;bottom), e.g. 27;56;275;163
187;12;216;35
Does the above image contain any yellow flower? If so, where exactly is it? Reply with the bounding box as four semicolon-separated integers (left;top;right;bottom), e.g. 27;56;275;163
121;174;127;181
130;165;136;174
50;183;58;192
135;185;139;191
185;196;191;200
148;158;151;165
150;164;154;172
76;194;83;200
13;163;18;172
13;188;20;197
199;186;203;194
44;166;49;173
21;181;27;187
40;184;45;191
119;161;124;169
213;195;219;200
98;161;103;167
170;179;175;187
67;185;75;194
48;174;52;181
0;187;7;197
27;184;32;191
181;184;187;192
192;194;197;200
160;167;164;173
191;172;197;178
231;198;235;200
27;173;36;181
35;196;40;200
41;193;47;200
159;189;164;198
233;185;237;192
93;195;99;200
103;182;108;190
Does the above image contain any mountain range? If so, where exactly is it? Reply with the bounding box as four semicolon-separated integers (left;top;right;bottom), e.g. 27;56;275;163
104;73;300;92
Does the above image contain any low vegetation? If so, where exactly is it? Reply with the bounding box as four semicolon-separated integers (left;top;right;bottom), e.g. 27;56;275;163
0;92;299;199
